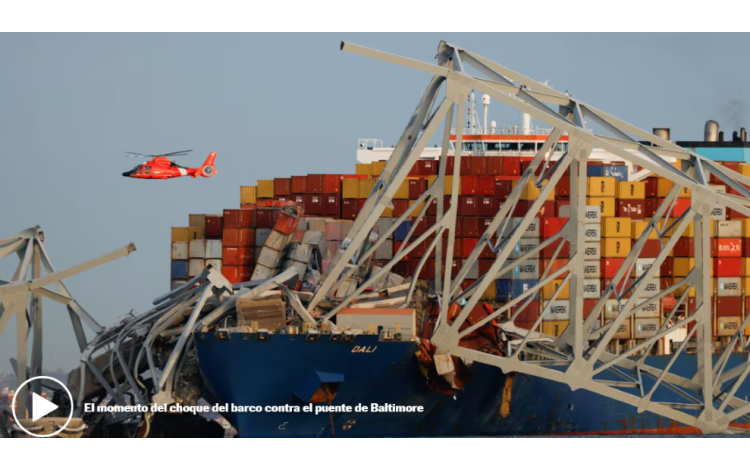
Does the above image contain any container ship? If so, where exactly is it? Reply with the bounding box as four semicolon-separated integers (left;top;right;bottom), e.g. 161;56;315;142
165;99;750;436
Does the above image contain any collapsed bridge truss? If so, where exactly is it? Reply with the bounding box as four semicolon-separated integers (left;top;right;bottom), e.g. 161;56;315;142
308;41;750;433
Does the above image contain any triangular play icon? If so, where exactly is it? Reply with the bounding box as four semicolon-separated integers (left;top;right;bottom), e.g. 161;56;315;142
31;392;58;422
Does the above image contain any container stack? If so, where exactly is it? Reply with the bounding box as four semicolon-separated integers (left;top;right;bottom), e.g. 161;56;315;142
171;156;750;349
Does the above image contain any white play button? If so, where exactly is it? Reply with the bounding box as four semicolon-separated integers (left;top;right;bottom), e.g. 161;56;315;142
31;392;59;422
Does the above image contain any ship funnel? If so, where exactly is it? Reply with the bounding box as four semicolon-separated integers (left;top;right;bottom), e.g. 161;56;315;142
742;127;747;142
719;131;725;142
653;128;670;141
705;120;719;142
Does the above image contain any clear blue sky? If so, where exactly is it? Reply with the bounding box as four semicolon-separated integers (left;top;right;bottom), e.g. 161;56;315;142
1;33;748;371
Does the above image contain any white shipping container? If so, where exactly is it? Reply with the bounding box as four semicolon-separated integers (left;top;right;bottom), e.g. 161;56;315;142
583;278;601;299
604;299;622;319
255;228;272;247
717;220;742;238
188;259;205;277
205;259;222;271
327;240;342;259
374;239;394;260
543;300;569;321
171;279;187;291
464;259;479;280
374;218;393;240
717;277;742;297
250;264;276;281
296;217;309;231
634;299;660;318
325;221;344;241
189;239;206;259
188;214;206;231
559;205;601;224
583;242;601;260
288;243;312;263
171;242;188;260
634;318;661;339
306;218;330;232
265;231;290;251
257;247;283;269
205;240;223;259
583;224;601;242
635;258;658;278
512;260;540;280
639;279;660;297
583;260;601;279
512;238;541;259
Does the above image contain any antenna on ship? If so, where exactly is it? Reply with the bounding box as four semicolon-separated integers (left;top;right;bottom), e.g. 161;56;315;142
468;91;477;135
482;94;491;133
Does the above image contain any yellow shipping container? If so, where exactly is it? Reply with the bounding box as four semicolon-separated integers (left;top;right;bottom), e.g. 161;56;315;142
356;163;372;176
542;279;570;300
257;180;274;199
616;181;645;199
742;220;750;237
394;179;410;199
632;220;658;240
427;175;437;187
603;217;632;238
381;205;393;217
240;186;257;205
371;161;386;177
740;163;750;178
342;179;359;199
522;179;555;201
444;175;460;195
673;277;696;297
542;320;568;337
682;220;715;238
673;258;694;277
587;177;616;197
587;197;616;218
171;227;203;242
410;199;425;215
601;238;631;258
358;178;375;198
481;281;497;301
657;178;674;197
742;277;750;294
678;187;691;198
743;259;750;277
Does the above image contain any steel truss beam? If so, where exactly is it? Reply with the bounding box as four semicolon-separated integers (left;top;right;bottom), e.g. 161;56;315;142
0;227;135;419
318;41;750;433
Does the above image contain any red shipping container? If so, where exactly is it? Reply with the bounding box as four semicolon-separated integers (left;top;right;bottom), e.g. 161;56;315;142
471;156;488;176
255;208;279;228
557;176;571;197
660;256;673;277
477;196;497;217
503;157;521;176
413;216;436;237
644;178;658;198
537;200;556;218
643;198;657;217
341;199;359;220
583;299;598;319
410;258;435;279
603;277;633;296
322;194;341;216
487;156;504;175
307;174;325;193
478;259;494;276
416;160;437;176
427;196;452;216
458;196;478;216
409;179;427;199
300;195;319;215
291;176;307;194
462;217;481;238
511;200;528;217
324;174;341;194
274;177;291;196
640;239;661;258
222;265;253;284
713;238;742;257
541;217;568;238
273;207;302;236
657;197;690;217
728;208;749;219
541;237;570;258
293;194;305;206
716;297;742;317
223;208;255;228
479;240;494;259
744;238;750;256
393;200;409;218
476;176;495;195
616;199;646;218
222;246;254;265
673;237;694;257
512;300;540;322
494;177;515;199
461;176;478;195
480;217;493;235
710;162;741;184
460;156;472;176
601;258;626;279
392;261;411;278
223;228;255;247
462;238;478;258
714;258;742;277
205;216;224;238
444;156;455;175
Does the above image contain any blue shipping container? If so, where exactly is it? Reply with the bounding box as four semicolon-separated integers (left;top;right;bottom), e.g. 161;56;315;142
602;165;628;181
586;166;604;177
495;279;512;301
512;280;539;299
171;260;188;279
394;221;412;242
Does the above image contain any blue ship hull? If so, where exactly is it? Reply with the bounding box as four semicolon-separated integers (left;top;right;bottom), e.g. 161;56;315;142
194;333;750;437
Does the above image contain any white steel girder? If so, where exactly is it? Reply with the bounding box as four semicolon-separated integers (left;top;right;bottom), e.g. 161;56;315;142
311;40;750;434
